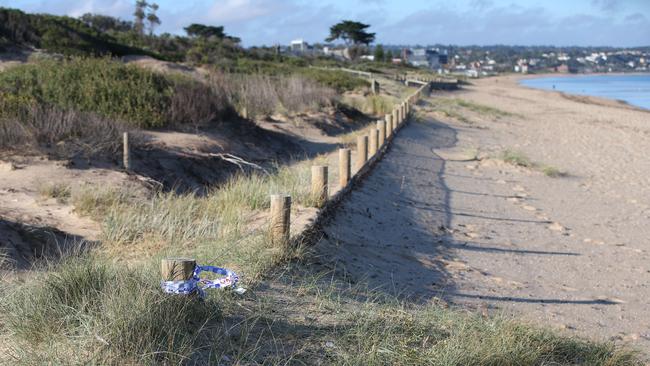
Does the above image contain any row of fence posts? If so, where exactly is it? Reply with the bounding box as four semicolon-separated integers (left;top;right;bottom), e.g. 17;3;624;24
156;83;431;285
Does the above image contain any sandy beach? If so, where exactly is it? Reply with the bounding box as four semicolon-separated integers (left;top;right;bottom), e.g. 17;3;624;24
314;75;650;350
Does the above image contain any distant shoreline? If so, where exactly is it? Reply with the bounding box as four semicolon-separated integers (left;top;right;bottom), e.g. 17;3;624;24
512;73;650;112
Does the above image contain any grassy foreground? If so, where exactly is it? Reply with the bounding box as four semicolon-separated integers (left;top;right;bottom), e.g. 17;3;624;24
1;259;641;365
1;158;642;365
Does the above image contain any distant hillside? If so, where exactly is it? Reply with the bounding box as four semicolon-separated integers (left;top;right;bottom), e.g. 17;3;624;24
0;7;149;56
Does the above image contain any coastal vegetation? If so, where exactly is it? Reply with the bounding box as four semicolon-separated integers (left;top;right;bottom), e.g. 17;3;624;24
0;4;638;365
501;149;568;177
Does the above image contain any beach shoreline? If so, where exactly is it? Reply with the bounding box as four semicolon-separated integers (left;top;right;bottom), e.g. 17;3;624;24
512;72;650;111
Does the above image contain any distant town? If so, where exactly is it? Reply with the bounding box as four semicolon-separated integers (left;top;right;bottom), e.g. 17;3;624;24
284;39;650;77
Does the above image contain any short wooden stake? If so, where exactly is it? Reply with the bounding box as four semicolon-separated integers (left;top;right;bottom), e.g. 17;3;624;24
311;165;328;206
356;135;368;170
369;128;378;156
377;120;386;147
339;148;351;187
270;194;291;244
161;258;196;282
393;108;399;127
385;114;393;137
123;132;131;170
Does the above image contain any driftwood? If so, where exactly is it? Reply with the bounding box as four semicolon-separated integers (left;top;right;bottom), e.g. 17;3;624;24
209;153;270;175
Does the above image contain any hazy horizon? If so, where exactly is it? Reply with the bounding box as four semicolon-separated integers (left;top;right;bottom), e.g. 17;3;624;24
2;0;649;48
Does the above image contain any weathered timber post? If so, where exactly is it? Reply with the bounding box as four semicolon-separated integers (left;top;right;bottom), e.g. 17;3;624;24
397;106;403;125
311;165;328;206
377;120;386;147
385;114;393;138
123;132;131;170
161;258;196;282
371;79;380;95
270;194;291;244
356;135;368;170
393;108;399;127
339;148;351;187
369;128;379;156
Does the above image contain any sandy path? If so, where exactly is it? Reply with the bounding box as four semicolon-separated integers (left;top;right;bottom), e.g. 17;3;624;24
314;81;650;351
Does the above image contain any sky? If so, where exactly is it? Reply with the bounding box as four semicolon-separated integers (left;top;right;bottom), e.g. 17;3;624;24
2;0;649;47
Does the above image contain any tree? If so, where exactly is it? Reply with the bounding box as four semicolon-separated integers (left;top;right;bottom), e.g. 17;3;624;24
385;49;393;63
80;13;133;33
146;3;160;35
374;44;384;63
133;0;147;35
184;23;241;44
325;20;375;46
133;1;160;36
184;24;225;38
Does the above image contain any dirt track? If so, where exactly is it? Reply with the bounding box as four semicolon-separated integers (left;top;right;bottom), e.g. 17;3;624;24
314;83;650;351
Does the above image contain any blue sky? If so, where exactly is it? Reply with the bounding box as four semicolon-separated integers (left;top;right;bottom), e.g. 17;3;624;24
2;0;649;47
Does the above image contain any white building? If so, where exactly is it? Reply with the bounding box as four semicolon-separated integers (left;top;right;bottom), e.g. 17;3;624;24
290;39;308;53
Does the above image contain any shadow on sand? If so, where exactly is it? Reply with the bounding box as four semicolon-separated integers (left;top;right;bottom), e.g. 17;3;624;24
309;104;612;309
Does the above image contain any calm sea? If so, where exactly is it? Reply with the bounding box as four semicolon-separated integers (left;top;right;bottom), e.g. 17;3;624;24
520;74;650;110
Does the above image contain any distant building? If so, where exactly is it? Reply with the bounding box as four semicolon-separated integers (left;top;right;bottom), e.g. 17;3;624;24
405;48;448;69
290;39;309;53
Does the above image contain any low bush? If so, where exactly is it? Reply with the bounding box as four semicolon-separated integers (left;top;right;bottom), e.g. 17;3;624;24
0;103;126;157
208;72;337;118
0;57;228;129
298;68;370;92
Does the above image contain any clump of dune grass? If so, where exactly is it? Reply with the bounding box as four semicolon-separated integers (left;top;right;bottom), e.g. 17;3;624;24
343;94;396;117
65;160;319;276
500;149;569;178
455;98;514;118
38;182;71;203
542;165;568;178
429;98;517;124
0;256;223;364
71;186;134;220
501;149;532;167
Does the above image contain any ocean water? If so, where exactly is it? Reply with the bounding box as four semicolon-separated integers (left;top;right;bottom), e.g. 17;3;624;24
520;74;650;110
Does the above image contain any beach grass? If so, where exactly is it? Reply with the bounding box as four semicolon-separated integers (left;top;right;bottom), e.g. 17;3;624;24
1;259;641;365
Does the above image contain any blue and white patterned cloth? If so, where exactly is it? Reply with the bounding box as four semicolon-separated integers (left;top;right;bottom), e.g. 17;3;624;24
161;265;241;297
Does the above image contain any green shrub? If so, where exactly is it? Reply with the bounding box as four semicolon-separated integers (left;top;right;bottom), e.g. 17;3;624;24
298;68;370;92
0;57;227;128
0;7;147;56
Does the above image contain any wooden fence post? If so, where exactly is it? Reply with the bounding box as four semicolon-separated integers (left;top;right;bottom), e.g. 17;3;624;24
270;194;291;244
377;120;386;147
339;148;351;187
123;132;131;170
369;128;379;156
396;105;404;125
356;135;368;170
161;258;196;282
385;114;393;138
311;165;328;206
393;108;399;127
371;79;380;95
